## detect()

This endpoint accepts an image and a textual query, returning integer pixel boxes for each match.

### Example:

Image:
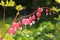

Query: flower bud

[46,9,49,15]
[38,8,43,13]
[36,12,41,20]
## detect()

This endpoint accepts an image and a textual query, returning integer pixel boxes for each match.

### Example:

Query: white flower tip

[46,13,48,15]
[37,18,40,20]
[19,27,22,31]
[32,21,35,24]
[29,23,32,26]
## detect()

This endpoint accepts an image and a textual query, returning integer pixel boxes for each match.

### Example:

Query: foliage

[55,0,60,3]
[0,0,60,40]
[51,7,60,13]
[15,5,25,11]
[54,15,60,21]
[0,20,60,40]
[0,0,15,6]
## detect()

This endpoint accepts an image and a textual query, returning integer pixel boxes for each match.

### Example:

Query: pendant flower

[38,8,43,13]
[46,9,49,15]
[22,18,30,25]
[11,22,20,30]
[31,15,36,21]
[36,12,41,20]
[8,28,16,35]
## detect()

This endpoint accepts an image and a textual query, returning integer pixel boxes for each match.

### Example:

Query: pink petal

[29,16,33,22]
[31,15,36,21]
[22,18,30,25]
[18,21,22,26]
[36,12,41,18]
[46,9,49,15]
[38,8,43,13]
[46,9,49,13]
[8,28,16,35]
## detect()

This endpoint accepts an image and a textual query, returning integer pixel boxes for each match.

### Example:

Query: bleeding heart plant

[0,0,56,40]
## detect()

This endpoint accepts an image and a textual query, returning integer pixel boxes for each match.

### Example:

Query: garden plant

[0,0,60,40]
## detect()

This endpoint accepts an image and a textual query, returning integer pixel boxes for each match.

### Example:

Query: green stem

[2,6,5,36]
[0,11,20,40]
[0,6,6,40]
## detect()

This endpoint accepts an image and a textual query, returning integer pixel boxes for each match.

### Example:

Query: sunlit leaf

[15,5,24,11]
[0,0,5,6]
[9,1,15,6]
[55,0,60,3]
[17,37,22,40]
[4,34,15,40]
[44,33,54,38]
[5,0,9,6]
[51,7,60,12]
[0,0,15,6]
[54,15,60,21]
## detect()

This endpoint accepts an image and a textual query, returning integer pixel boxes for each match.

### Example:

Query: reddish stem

[13,12,20,22]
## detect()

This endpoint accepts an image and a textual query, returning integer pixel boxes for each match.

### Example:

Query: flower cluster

[8,21,21,35]
[8,7,49,35]
[36,8,43,20]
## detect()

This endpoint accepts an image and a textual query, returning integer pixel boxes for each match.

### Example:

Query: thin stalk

[16,10,37,21]
[13,11,19,22]
[0,6,6,40]
[0,11,20,40]
[2,6,5,37]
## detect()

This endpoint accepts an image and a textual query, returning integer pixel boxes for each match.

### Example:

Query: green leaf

[9,1,15,6]
[44,33,54,38]
[54,15,60,21]
[23,37,29,40]
[55,0,60,3]
[17,37,22,40]
[30,37,34,40]
[15,5,24,11]
[5,0,9,6]
[4,34,15,40]
[0,0,5,6]
[52,7,60,12]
